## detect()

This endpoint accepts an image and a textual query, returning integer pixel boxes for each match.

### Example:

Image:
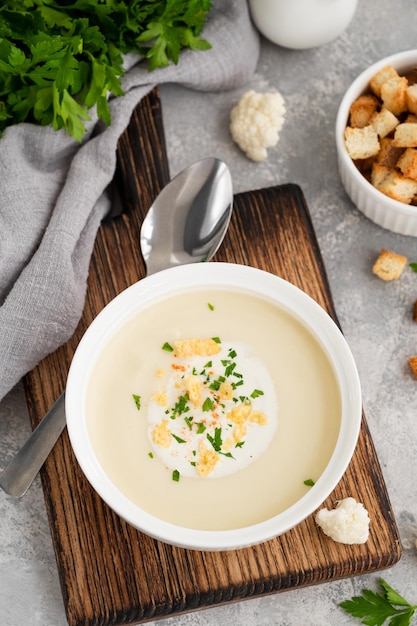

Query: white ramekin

[336,49,417,236]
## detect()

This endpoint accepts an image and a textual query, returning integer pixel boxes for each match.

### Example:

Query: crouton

[380,76,408,115]
[406,83,417,115]
[349,94,379,128]
[392,123,417,148]
[397,148,417,181]
[371,162,417,203]
[408,356,417,379]
[369,65,400,97]
[344,125,380,160]
[372,248,408,281]
[376,138,404,167]
[369,107,399,138]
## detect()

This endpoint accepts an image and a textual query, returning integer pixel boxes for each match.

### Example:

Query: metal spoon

[0,157,233,497]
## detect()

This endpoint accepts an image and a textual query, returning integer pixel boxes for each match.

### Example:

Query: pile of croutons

[344,65,417,205]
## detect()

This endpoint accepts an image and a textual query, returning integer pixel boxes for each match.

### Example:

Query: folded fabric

[0,1,260,403]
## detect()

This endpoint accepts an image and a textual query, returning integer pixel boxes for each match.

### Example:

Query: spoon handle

[0,392,66,497]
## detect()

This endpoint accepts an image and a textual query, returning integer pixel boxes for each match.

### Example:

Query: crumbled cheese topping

[146,339,278,479]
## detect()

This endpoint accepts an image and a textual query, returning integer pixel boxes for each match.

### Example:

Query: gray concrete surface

[1,1,416,624]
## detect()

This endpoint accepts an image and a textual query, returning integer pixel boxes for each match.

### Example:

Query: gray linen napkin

[0,1,260,402]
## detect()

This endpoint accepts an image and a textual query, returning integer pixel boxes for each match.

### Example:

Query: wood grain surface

[23,88,402,626]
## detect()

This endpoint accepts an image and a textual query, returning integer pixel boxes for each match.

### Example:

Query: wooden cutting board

[24,88,402,626]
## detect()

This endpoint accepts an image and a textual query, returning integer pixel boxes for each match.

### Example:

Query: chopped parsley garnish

[202,397,215,412]
[223,360,237,377]
[409,262,417,272]
[148,337,270,478]
[304,478,315,487]
[132,394,141,410]
[206,427,223,452]
[148,451,154,459]
[208,302,214,310]
[250,389,264,399]
[170,393,190,419]
[172,434,186,444]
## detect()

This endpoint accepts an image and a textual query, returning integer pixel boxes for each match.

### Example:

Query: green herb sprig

[340,578,417,625]
[0,0,212,140]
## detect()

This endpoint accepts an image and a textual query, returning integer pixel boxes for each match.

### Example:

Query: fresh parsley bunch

[340,578,417,625]
[0,0,212,141]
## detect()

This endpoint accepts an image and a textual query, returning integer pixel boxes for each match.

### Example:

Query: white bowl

[336,49,417,236]
[66,263,362,551]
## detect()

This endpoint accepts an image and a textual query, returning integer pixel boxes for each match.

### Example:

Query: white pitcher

[248,0,358,49]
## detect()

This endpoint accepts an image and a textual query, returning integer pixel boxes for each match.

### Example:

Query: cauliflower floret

[230,89,286,161]
[315,497,370,545]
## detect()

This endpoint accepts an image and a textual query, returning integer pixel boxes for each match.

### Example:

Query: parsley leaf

[340,578,417,625]
[206,427,222,452]
[132,394,141,410]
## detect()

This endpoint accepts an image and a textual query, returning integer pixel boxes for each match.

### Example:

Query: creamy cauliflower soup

[86,289,341,531]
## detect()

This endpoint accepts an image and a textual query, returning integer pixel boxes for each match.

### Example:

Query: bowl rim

[335,48,417,218]
[66,262,362,551]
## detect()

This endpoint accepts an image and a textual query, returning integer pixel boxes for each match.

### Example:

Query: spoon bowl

[140,158,233,274]
[0,158,233,497]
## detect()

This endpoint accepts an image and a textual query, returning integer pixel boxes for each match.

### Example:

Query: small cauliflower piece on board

[315,497,370,544]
